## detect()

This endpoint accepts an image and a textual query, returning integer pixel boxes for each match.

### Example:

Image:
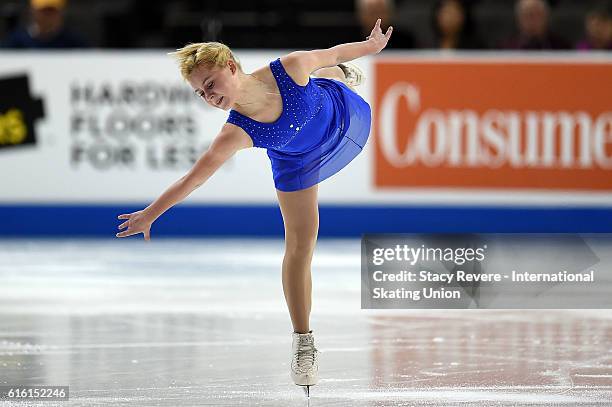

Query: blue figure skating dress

[225,58,371,192]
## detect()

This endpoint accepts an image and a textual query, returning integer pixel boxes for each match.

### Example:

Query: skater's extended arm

[116,124,251,240]
[287,18,392,77]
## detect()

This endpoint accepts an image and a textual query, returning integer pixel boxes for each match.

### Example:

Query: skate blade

[300,384,310,398]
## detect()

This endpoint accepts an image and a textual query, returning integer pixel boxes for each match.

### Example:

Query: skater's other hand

[116,210,153,240]
[367,18,393,54]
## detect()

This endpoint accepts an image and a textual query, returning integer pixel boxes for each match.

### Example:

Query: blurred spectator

[1,0,89,49]
[501,0,570,50]
[429,0,486,49]
[576,1,612,50]
[355,0,416,48]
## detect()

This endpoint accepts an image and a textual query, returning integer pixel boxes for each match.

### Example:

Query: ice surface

[0,239,610,406]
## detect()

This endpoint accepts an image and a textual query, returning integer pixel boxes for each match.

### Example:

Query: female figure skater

[116,19,392,395]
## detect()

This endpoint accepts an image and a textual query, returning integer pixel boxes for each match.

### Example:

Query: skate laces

[293,335,318,374]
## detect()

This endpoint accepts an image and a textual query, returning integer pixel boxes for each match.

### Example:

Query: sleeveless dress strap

[270,58,309,93]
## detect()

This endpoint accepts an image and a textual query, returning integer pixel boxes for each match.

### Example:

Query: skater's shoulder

[214,122,254,151]
[273,53,311,87]
[248,55,310,88]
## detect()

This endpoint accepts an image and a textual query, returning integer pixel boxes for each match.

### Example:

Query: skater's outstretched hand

[367,18,393,54]
[116,210,154,240]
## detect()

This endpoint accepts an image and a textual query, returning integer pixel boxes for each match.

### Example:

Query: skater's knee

[285,235,317,258]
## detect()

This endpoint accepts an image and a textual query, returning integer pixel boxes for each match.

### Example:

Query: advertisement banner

[1,52,611,206]
[0,52,276,203]
[374,56,612,191]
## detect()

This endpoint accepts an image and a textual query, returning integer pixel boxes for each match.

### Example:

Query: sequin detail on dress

[226,57,371,191]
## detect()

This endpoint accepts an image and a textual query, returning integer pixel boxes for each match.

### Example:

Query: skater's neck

[231,71,278,114]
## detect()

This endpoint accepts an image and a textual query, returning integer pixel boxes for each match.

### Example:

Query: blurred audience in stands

[1,0,89,49]
[1,0,609,51]
[576,1,612,50]
[501,0,570,50]
[428,0,486,49]
[354,0,416,48]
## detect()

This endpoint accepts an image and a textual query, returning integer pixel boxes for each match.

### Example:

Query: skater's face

[188,60,238,111]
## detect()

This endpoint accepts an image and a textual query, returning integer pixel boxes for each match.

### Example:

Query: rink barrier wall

[0,204,610,237]
[1,52,612,237]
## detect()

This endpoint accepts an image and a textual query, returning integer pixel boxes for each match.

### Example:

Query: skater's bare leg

[312,66,355,92]
[276,184,319,334]
[312,66,345,81]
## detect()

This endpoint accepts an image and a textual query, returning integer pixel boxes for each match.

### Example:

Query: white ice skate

[337,62,365,87]
[291,330,319,397]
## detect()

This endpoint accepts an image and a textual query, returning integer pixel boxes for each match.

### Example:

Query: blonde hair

[168,42,242,81]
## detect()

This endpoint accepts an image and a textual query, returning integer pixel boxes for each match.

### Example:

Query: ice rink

[0,239,611,406]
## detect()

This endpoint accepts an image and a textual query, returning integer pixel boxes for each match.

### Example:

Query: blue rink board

[1,204,611,237]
